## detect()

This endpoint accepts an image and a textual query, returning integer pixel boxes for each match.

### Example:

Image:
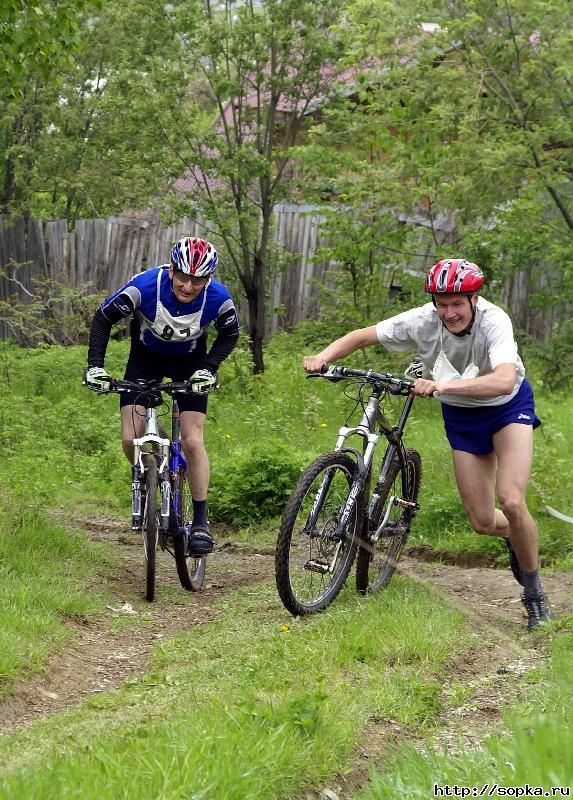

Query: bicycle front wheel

[142,453,159,602]
[355,448,422,594]
[275,452,362,616]
[171,467,206,592]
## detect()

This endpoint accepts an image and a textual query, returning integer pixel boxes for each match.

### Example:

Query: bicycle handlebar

[109,378,196,396]
[306,364,414,396]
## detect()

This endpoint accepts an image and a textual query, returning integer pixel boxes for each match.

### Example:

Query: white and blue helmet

[170,237,218,277]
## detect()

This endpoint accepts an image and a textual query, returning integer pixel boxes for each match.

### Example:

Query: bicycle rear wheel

[172,467,206,592]
[142,453,159,602]
[275,452,362,616]
[355,448,422,594]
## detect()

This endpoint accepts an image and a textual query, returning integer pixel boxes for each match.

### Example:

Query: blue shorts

[441,379,541,455]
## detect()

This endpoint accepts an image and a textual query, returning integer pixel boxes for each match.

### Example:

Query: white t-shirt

[375,298,525,407]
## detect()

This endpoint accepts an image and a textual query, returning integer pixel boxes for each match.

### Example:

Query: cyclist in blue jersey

[84,236,240,555]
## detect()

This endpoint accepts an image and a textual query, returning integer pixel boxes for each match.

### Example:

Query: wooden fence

[0,206,342,341]
[0,207,556,343]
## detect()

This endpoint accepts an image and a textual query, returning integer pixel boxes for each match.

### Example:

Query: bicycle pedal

[304,560,331,575]
[394,498,419,510]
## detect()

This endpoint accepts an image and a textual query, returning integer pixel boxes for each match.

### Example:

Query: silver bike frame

[132,407,172,530]
[326,391,407,546]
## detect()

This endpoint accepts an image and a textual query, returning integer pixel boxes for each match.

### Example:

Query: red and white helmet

[170,237,218,277]
[424,258,484,294]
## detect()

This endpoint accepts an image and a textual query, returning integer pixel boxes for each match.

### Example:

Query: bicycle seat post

[171,398,181,445]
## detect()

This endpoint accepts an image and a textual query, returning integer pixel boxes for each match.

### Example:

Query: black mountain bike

[275,363,423,616]
[110,379,206,601]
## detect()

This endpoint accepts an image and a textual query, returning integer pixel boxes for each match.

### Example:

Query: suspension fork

[132,408,171,531]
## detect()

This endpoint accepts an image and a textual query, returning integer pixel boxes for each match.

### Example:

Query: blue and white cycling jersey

[101,266,238,356]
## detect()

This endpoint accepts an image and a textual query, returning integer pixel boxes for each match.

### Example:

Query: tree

[1,0,185,220]
[161,0,349,373]
[297,0,573,335]
[0,0,97,213]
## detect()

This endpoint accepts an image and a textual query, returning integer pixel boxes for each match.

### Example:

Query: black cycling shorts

[120,340,208,414]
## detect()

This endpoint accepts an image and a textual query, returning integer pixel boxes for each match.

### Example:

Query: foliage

[296,0,573,336]
[162,0,351,373]
[0,0,184,219]
[210,441,307,524]
[0,263,104,347]
[0,0,101,214]
[2,329,572,567]
[0,1,95,97]
[525,319,573,392]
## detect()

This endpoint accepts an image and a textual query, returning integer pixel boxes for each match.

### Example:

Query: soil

[1,514,571,795]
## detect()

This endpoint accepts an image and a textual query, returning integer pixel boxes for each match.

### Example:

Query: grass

[0,578,470,798]
[1,335,572,693]
[0,498,115,700]
[2,336,571,569]
[356,623,573,798]
[0,336,572,797]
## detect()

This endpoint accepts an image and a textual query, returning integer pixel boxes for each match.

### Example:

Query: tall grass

[3,336,571,568]
[0,337,572,797]
[0,497,114,699]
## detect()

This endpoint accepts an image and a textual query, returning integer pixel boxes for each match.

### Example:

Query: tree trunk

[244,278,265,374]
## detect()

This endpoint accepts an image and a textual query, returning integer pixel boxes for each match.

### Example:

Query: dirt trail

[0,514,276,735]
[0,516,571,741]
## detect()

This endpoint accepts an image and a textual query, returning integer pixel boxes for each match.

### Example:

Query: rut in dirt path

[0,514,276,735]
[303,556,573,800]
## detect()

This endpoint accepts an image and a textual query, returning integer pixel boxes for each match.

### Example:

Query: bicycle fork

[303,427,376,576]
[131,409,171,531]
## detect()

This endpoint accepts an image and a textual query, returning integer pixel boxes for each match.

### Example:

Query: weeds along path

[0,514,276,735]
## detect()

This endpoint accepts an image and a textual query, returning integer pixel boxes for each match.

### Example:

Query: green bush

[209,441,306,524]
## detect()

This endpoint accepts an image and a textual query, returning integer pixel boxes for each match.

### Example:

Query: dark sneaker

[505,537,523,585]
[185,524,215,556]
[521,591,555,629]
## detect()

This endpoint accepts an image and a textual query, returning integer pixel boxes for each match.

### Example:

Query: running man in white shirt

[303,258,554,629]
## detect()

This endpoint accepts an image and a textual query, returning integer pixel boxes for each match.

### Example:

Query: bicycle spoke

[276,452,361,615]
[171,466,206,591]
[142,453,159,602]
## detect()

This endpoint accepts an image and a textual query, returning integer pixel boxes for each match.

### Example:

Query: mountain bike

[275,363,423,616]
[110,379,207,602]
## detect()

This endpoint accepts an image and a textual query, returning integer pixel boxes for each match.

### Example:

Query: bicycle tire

[355,448,422,594]
[275,451,362,616]
[142,453,159,602]
[171,467,206,592]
